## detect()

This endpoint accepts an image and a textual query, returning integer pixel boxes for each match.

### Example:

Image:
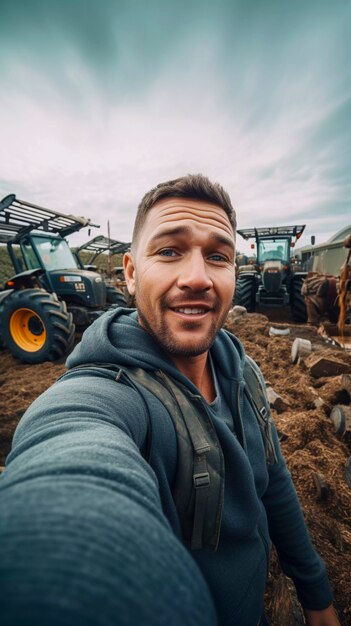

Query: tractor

[0,194,127,363]
[74,235,130,307]
[234,225,307,322]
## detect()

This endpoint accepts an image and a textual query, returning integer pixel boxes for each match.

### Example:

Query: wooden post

[341,374,351,395]
[330,405,351,444]
[107,220,112,279]
[291,338,312,364]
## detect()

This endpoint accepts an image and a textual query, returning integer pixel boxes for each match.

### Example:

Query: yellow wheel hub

[10,308,46,352]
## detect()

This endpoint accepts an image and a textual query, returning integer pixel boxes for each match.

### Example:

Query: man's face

[124,197,236,359]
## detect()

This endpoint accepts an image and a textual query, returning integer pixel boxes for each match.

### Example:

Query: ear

[123,252,136,296]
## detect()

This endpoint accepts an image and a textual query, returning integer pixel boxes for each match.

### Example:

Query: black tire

[0,288,75,364]
[291,276,307,323]
[106,286,127,307]
[233,274,256,312]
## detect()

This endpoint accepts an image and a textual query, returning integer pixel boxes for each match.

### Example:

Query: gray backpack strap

[243,358,278,464]
[157,371,224,552]
[64,359,275,550]
[120,366,224,552]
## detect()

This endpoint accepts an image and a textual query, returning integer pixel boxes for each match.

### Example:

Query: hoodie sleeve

[0,370,217,626]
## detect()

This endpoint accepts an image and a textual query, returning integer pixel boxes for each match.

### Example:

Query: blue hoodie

[0,308,332,626]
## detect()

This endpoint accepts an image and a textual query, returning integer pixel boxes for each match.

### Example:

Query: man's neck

[169,352,215,403]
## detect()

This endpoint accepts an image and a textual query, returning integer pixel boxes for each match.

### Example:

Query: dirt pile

[0,312,350,624]
[225,310,351,625]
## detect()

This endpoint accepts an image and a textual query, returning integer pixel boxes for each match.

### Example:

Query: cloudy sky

[0,0,350,253]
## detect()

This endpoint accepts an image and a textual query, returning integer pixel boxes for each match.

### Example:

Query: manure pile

[225,311,351,625]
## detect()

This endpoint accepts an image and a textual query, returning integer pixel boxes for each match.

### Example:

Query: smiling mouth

[172,307,209,315]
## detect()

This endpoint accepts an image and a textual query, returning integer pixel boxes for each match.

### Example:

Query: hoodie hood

[66,307,246,387]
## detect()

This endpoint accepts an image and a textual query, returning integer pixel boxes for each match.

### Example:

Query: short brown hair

[132,174,236,249]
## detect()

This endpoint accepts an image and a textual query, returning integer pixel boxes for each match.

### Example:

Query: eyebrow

[148,226,235,252]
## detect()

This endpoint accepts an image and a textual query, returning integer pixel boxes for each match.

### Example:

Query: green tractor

[0,194,127,363]
[234,225,307,322]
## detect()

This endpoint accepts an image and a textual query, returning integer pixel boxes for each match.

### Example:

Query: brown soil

[0,313,350,624]
[224,311,351,625]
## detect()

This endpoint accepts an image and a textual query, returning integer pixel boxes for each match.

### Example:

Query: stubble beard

[136,292,232,358]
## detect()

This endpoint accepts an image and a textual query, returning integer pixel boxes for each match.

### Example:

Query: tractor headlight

[59,275,82,282]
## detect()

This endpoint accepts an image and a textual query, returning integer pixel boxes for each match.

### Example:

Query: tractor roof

[76,235,131,262]
[237,225,305,241]
[77,235,130,255]
[0,193,97,244]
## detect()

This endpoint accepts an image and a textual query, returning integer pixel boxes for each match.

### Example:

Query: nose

[176,251,213,291]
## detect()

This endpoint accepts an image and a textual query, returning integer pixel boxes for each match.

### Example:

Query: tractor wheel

[291,276,307,323]
[106,286,127,307]
[233,274,256,312]
[0,288,75,364]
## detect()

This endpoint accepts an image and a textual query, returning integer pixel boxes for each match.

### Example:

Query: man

[0,175,340,626]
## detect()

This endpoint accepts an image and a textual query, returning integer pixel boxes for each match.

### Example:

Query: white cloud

[0,2,350,253]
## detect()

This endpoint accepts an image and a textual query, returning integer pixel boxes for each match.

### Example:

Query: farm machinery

[0,194,129,363]
[74,235,130,307]
[234,225,307,322]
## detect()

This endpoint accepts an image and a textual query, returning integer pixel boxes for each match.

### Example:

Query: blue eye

[209,254,226,262]
[159,249,176,257]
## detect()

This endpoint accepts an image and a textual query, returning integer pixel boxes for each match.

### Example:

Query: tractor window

[32,237,78,271]
[258,239,289,262]
[21,239,41,270]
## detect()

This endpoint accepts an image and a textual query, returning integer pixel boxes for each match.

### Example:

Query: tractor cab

[239,225,305,265]
[14,232,108,316]
[234,225,307,321]
[19,233,78,272]
[257,238,290,263]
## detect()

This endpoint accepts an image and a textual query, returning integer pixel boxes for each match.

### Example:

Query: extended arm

[0,371,216,626]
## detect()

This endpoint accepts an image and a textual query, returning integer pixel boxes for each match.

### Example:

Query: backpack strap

[243,358,278,464]
[117,366,224,552]
[63,358,276,552]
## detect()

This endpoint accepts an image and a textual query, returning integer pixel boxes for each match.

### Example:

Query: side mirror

[311,235,315,245]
